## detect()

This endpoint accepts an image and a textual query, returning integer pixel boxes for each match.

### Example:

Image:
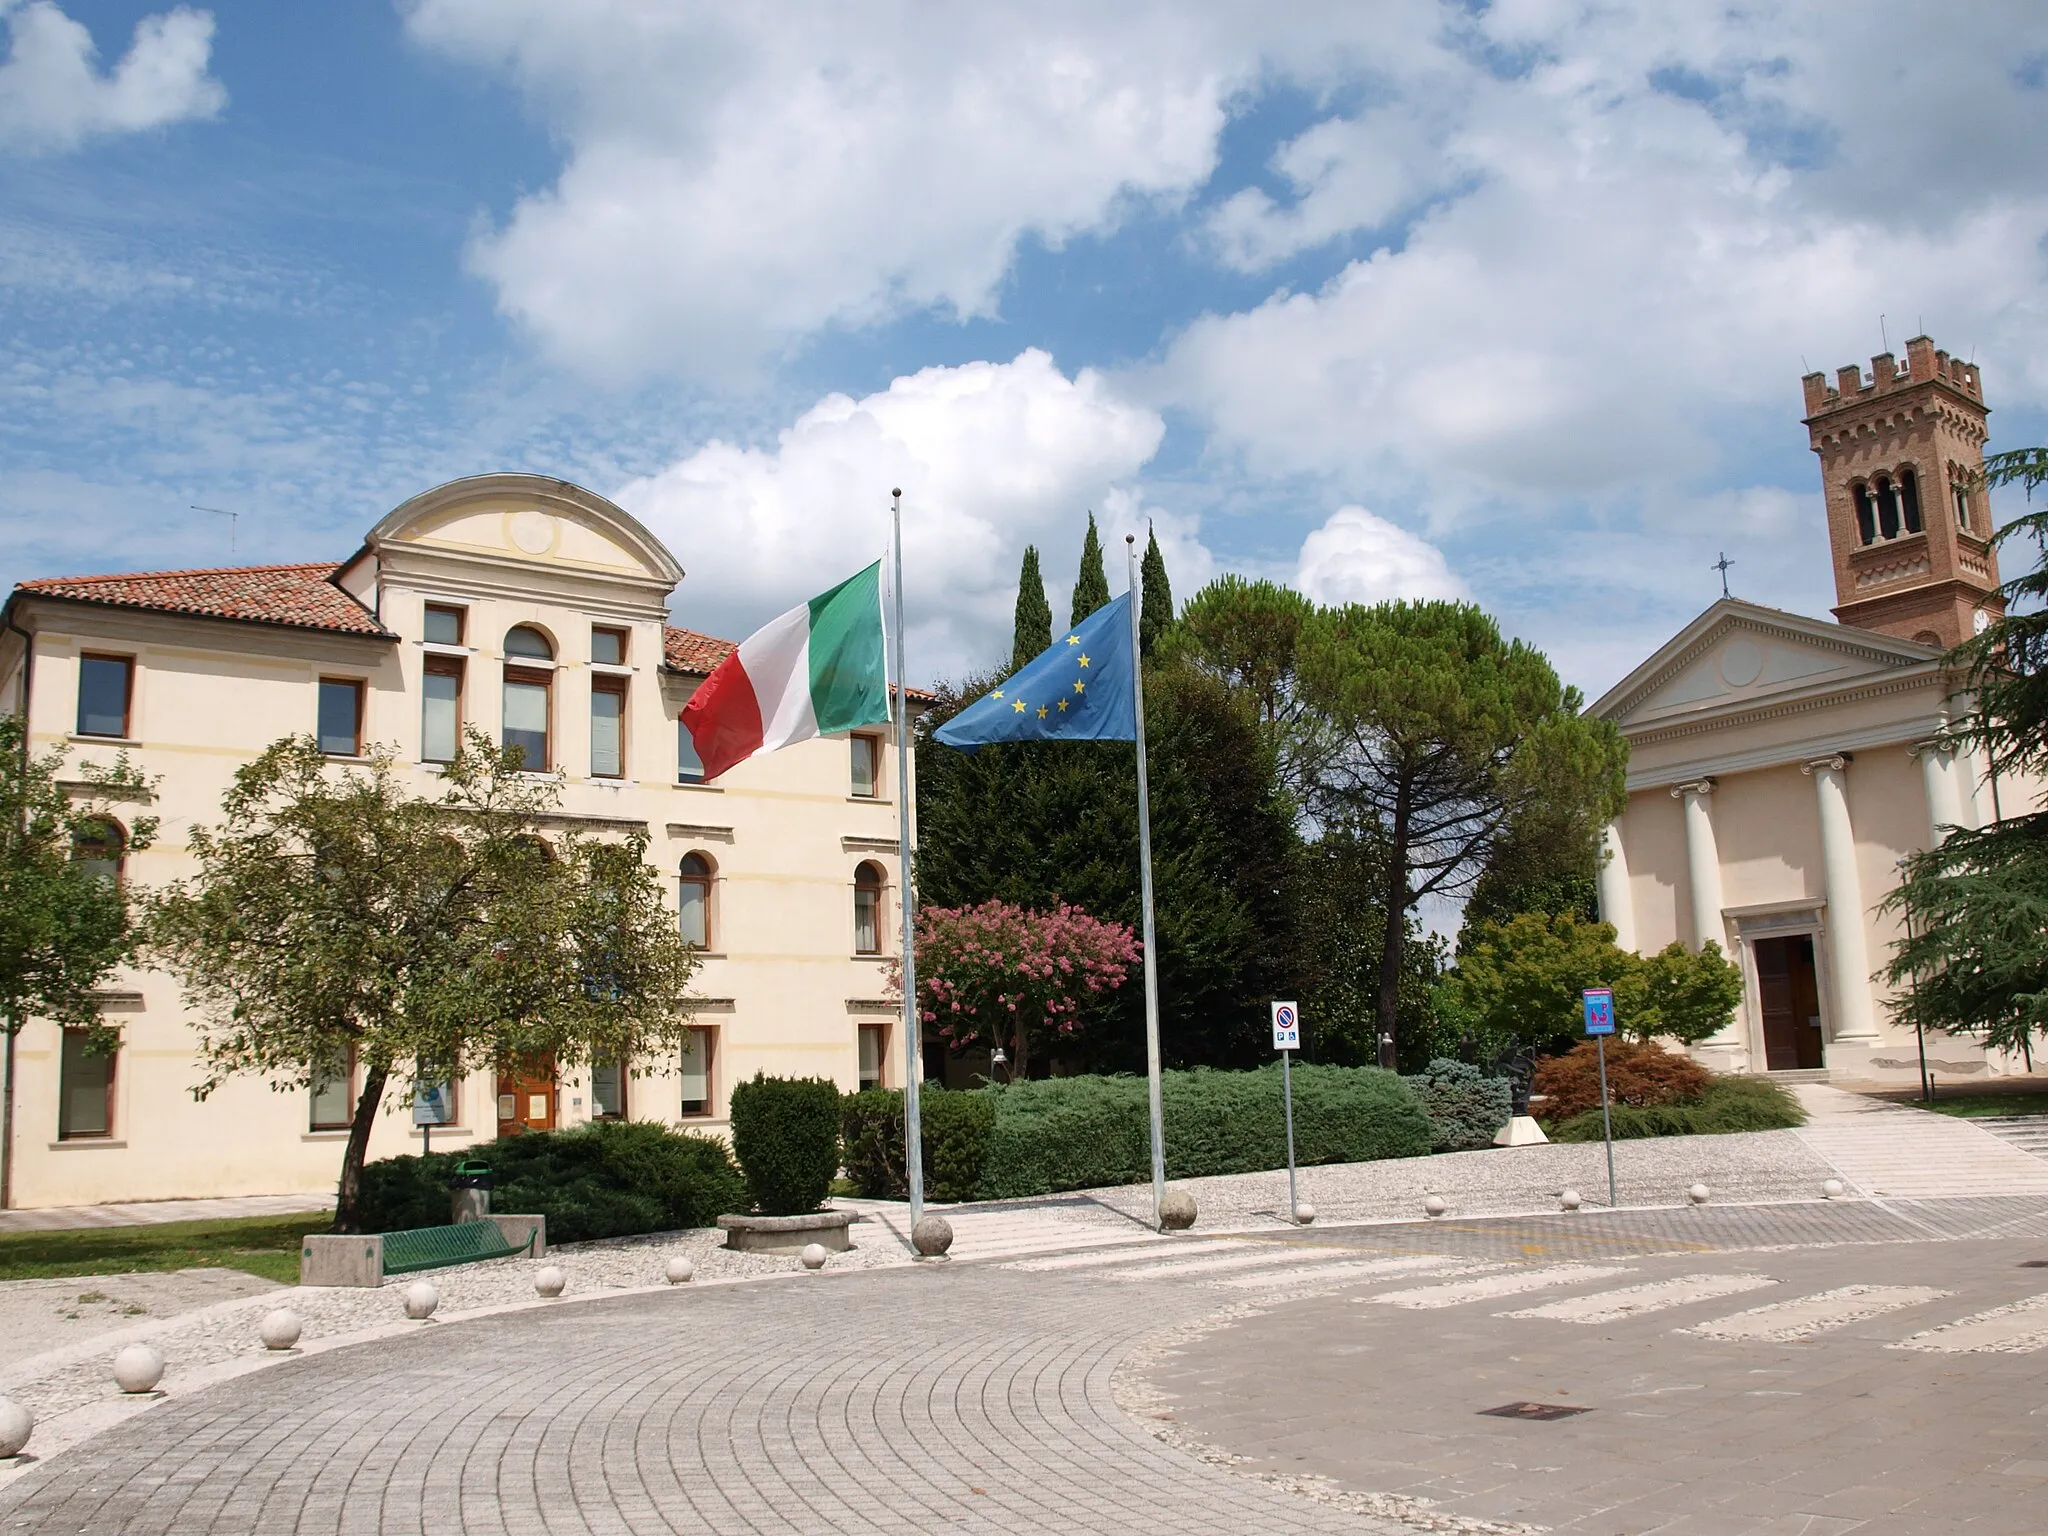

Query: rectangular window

[678,718,705,785]
[591,1056,626,1120]
[76,654,133,738]
[591,626,628,666]
[317,677,364,757]
[850,734,880,798]
[423,604,465,646]
[680,1027,714,1116]
[591,677,626,778]
[310,1049,356,1131]
[423,658,463,763]
[58,1029,115,1139]
[504,669,551,771]
[858,1024,885,1091]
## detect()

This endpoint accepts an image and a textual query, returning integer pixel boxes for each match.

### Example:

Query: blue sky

[4,1,2047,692]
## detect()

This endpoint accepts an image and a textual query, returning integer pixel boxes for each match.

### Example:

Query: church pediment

[1591,599,1941,730]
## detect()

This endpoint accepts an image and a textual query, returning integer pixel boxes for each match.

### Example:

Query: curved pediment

[366,474,684,588]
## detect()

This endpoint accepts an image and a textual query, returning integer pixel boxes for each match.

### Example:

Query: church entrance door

[1755,935,1825,1071]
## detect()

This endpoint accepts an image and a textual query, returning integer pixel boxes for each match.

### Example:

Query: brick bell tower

[1802,335,2003,649]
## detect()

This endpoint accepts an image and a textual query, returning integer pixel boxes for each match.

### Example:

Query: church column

[1954,742,1987,830]
[1595,821,1636,951]
[1670,780,1724,954]
[1803,755,1879,1041]
[1911,738,1963,846]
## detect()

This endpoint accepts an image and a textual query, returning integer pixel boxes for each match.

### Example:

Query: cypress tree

[1010,545,1053,675]
[1069,512,1111,627]
[1138,524,1173,655]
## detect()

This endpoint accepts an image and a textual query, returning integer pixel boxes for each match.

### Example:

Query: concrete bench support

[301,1234,383,1288]
[490,1213,547,1259]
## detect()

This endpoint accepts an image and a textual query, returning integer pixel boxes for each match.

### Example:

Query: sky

[3,0,2047,697]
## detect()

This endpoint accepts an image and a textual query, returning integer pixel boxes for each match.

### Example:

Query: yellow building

[0,474,912,1210]
[1591,338,2037,1084]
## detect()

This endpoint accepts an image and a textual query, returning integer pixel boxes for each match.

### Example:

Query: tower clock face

[1976,609,1992,635]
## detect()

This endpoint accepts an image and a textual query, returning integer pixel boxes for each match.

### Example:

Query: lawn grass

[1906,1091,2048,1120]
[0,1212,332,1284]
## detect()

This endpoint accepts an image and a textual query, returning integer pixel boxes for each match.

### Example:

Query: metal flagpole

[1125,536,1166,1230]
[891,490,926,1226]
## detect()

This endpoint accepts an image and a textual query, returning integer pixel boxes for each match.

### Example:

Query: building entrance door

[1755,935,1825,1070]
[496,1056,557,1136]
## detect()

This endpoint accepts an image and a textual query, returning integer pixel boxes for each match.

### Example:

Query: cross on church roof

[1713,552,1734,600]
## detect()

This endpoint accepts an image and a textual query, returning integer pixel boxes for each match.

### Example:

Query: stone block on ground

[300,1234,383,1288]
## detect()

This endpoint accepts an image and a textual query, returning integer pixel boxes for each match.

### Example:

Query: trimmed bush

[840,1088,1000,1203]
[1548,1075,1807,1141]
[1533,1040,1712,1122]
[729,1073,841,1214]
[1404,1059,1511,1152]
[355,1121,746,1243]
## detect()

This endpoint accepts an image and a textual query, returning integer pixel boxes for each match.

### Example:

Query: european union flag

[934,591,1136,751]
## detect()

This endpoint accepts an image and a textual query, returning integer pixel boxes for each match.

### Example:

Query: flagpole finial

[891,487,901,498]
[1125,533,1135,545]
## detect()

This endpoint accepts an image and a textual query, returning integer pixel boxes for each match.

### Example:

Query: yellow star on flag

[1013,698,1027,712]
[1077,654,1090,668]
[1065,635,1080,645]
[1057,699,1068,711]
[992,689,1003,699]
[1037,705,1049,719]
[1073,680,1085,694]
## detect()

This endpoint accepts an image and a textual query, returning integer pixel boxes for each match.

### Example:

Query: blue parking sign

[1582,988,1615,1036]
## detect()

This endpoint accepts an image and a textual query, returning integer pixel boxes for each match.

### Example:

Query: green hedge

[1548,1075,1807,1142]
[354,1120,746,1243]
[729,1074,841,1214]
[840,1088,997,1202]
[1403,1059,1511,1152]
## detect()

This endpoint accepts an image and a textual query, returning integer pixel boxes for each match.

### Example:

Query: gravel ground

[0,1217,913,1421]
[0,1270,281,1373]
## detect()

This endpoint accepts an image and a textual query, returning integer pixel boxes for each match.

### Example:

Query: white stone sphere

[665,1255,695,1285]
[1560,1189,1582,1212]
[1293,1202,1316,1226]
[1687,1183,1711,1205]
[799,1243,829,1271]
[1822,1178,1845,1200]
[259,1308,303,1350]
[911,1214,955,1258]
[402,1282,438,1321]
[113,1343,164,1394]
[534,1266,567,1298]
[0,1397,31,1459]
[1423,1195,1448,1218]
[1159,1188,1198,1231]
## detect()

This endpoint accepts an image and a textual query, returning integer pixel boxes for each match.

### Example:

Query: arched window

[503,628,554,770]
[71,821,124,885]
[504,625,554,660]
[1853,482,1877,546]
[1955,480,1973,531]
[679,852,713,949]
[1873,474,1900,541]
[1899,466,1922,534]
[853,862,886,955]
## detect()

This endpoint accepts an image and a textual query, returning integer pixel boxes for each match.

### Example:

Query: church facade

[1591,337,2034,1083]
[0,474,912,1210]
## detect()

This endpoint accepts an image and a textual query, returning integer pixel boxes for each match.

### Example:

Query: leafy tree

[891,900,1141,1079]
[1464,818,1601,926]
[144,732,700,1232]
[1884,446,2048,1055]
[0,715,157,1208]
[1010,544,1053,674]
[1168,575,1316,731]
[1138,524,1174,656]
[1290,826,1446,1068]
[1296,601,1627,1066]
[1070,511,1111,626]
[1437,912,1742,1057]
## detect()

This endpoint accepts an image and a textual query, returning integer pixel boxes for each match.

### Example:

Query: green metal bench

[380,1219,534,1276]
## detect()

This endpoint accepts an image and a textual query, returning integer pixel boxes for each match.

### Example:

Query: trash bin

[450,1159,494,1224]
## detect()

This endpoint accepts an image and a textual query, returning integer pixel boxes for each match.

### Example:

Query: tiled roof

[663,625,737,674]
[15,562,392,637]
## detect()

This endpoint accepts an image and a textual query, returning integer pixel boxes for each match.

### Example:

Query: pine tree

[1010,545,1053,674]
[1138,524,1173,655]
[1069,512,1111,627]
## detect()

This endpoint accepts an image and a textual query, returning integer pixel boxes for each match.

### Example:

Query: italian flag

[681,561,890,783]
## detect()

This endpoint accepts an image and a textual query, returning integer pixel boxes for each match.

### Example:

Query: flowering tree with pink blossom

[887,900,1141,1080]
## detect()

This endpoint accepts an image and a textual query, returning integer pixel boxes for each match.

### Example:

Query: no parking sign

[1271,1001,1300,1051]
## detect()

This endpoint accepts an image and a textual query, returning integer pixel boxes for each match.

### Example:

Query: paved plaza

[6,1196,2048,1534]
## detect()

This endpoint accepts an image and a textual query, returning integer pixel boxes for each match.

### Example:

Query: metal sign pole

[1597,1035,1616,1209]
[1282,1049,1298,1221]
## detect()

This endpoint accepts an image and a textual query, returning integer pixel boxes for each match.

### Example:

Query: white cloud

[0,0,225,155]
[1295,506,1466,608]
[611,349,1187,677]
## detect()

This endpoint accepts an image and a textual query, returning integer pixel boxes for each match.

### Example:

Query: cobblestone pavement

[7,1199,2048,1535]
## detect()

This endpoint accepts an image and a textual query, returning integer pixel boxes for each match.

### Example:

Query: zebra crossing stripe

[1894,1293,2048,1354]
[1371,1264,1633,1310]
[1103,1246,1357,1281]
[1503,1272,1778,1324]
[1686,1285,1951,1342]
[1217,1257,1496,1291]
[1006,1240,1244,1272]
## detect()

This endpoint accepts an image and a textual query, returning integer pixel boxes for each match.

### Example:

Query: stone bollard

[1293,1202,1317,1226]
[911,1214,954,1260]
[402,1282,439,1321]
[0,1398,31,1460]
[534,1266,567,1299]
[1159,1189,1198,1231]
[1423,1195,1447,1218]
[259,1309,303,1350]
[665,1256,695,1285]
[1559,1189,1582,1212]
[799,1243,829,1271]
[113,1344,164,1395]
[1822,1178,1845,1200]
[1687,1183,1710,1206]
